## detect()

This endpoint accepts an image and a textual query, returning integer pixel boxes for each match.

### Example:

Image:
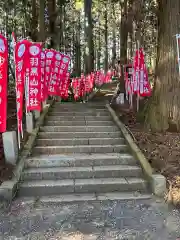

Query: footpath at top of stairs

[17,101,151,201]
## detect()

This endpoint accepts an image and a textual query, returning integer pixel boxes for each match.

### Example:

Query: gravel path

[0,197,180,239]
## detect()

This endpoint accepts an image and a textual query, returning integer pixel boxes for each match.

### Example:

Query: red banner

[59,54,70,82]
[85,74,91,93]
[79,74,85,97]
[0,34,8,133]
[48,51,62,96]
[59,72,70,99]
[45,49,55,95]
[95,71,100,86]
[40,51,46,101]
[26,43,42,111]
[15,40,29,134]
[72,77,80,100]
[139,49,151,97]
[104,71,112,83]
[132,50,140,94]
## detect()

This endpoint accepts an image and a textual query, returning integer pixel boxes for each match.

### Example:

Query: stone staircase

[18,102,151,201]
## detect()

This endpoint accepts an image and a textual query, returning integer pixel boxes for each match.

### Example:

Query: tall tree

[120,0,128,64]
[39,0,46,42]
[74,9,81,75]
[104,0,108,72]
[146,0,180,132]
[48,0,57,48]
[112,2,116,68]
[31,0,38,41]
[84,0,94,74]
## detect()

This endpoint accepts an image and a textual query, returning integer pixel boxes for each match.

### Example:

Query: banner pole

[137,40,140,112]
[12,34,21,148]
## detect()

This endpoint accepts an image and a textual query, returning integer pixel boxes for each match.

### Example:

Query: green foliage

[0,0,157,79]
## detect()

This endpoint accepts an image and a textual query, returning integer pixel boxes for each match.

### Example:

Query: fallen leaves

[114,104,180,206]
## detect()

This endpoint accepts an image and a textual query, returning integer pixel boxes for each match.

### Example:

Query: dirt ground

[112,102,180,206]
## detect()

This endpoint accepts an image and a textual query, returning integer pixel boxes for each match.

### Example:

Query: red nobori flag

[132,50,140,94]
[48,51,62,96]
[45,49,55,93]
[72,77,80,100]
[40,51,46,101]
[139,49,151,97]
[59,72,70,99]
[104,71,112,83]
[63,73,70,99]
[59,54,70,82]
[0,34,8,133]
[26,43,42,112]
[15,40,29,134]
[85,74,91,93]
[79,74,85,97]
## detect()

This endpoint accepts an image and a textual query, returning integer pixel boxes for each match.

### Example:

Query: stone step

[54,103,105,107]
[48,111,110,116]
[19,192,151,204]
[51,108,107,112]
[40,126,118,132]
[33,144,128,154]
[38,131,122,139]
[45,120,115,126]
[46,116,112,121]
[50,108,107,112]
[18,178,148,197]
[25,153,137,168]
[36,137,125,146]
[22,165,143,181]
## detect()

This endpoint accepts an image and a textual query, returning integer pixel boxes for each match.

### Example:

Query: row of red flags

[15,40,70,136]
[71,70,112,100]
[0,33,113,134]
[0,33,151,135]
[125,48,151,97]
[0,34,71,134]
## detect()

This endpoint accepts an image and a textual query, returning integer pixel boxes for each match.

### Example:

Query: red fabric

[26,42,42,112]
[0,34,8,133]
[15,39,29,134]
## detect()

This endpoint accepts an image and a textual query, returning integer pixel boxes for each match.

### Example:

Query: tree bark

[119,0,128,93]
[97,18,101,70]
[146,0,180,132]
[47,0,57,48]
[31,0,38,41]
[74,10,81,76]
[112,3,116,68]
[104,1,108,72]
[39,0,46,42]
[84,0,94,74]
[120,0,128,64]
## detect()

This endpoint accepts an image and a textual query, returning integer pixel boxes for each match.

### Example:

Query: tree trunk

[120,0,128,64]
[74,10,81,76]
[39,0,46,42]
[31,0,38,41]
[112,3,116,68]
[119,0,128,94]
[104,1,108,72]
[22,0,28,37]
[48,0,57,48]
[59,2,64,51]
[146,0,180,132]
[84,0,94,74]
[97,18,101,70]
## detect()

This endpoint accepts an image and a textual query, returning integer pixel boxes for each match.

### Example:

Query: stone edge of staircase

[0,100,54,205]
[106,103,167,197]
